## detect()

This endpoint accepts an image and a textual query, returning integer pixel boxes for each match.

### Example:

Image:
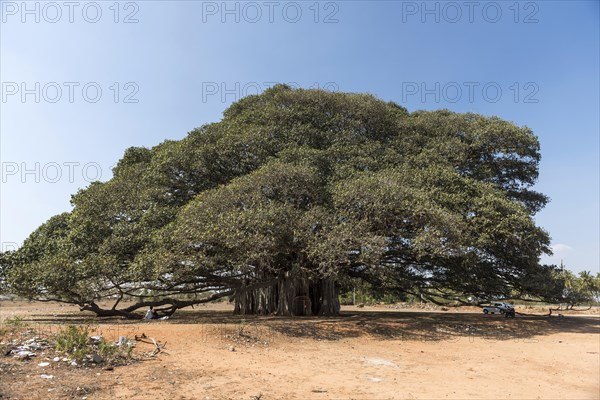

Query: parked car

[483,302,515,316]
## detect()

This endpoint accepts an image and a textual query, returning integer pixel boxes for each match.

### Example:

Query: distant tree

[2,85,558,317]
[555,269,600,308]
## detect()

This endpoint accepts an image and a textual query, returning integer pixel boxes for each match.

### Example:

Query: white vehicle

[482,302,514,315]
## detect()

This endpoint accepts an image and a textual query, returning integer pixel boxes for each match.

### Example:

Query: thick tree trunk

[233,274,339,316]
[315,278,340,315]
[233,277,279,315]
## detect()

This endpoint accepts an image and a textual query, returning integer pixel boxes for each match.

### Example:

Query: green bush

[54,324,134,363]
[0,316,29,354]
[55,325,91,361]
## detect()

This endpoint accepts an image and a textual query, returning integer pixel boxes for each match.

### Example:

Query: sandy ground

[0,301,598,400]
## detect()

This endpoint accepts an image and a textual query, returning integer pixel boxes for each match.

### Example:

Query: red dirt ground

[1,301,598,400]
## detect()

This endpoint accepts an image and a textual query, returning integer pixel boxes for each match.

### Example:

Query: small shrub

[6,316,24,325]
[54,325,135,365]
[55,325,91,361]
[237,319,247,336]
[97,338,116,357]
[97,337,133,360]
[3,316,27,329]
[0,315,28,337]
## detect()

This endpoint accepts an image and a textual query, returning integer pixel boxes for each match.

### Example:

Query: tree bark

[233,274,340,316]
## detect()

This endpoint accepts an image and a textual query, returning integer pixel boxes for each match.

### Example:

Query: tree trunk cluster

[233,272,340,316]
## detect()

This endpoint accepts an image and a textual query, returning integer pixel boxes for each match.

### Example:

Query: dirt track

[1,301,599,399]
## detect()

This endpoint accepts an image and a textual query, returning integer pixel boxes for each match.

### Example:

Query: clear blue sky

[1,1,598,273]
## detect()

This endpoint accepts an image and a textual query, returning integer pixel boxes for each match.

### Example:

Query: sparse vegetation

[0,316,28,340]
[3,316,27,329]
[54,325,93,361]
[54,324,133,363]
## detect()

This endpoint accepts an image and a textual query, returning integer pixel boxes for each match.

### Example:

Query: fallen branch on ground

[134,333,167,357]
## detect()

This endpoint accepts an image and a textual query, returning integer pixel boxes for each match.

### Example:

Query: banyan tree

[1,85,558,318]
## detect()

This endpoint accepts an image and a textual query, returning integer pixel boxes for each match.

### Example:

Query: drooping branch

[79,289,234,319]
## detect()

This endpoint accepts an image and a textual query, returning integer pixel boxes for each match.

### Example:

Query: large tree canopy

[2,85,566,317]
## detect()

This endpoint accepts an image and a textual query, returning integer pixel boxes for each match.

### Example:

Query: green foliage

[555,269,600,306]
[97,337,133,360]
[3,316,27,328]
[514,265,600,306]
[54,324,133,362]
[0,316,29,338]
[0,316,29,355]
[2,85,561,313]
[55,325,91,361]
